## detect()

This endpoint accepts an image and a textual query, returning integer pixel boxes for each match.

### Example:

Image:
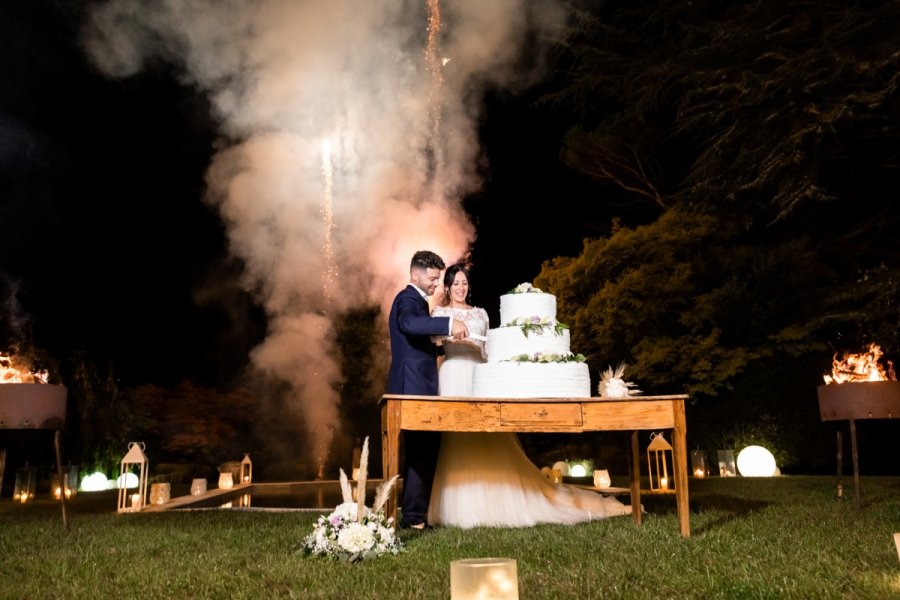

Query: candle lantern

[218,470,234,489]
[450,558,519,600]
[593,469,612,489]
[647,432,674,492]
[13,465,36,503]
[690,449,708,478]
[717,449,737,477]
[117,442,148,513]
[149,482,171,505]
[190,478,207,496]
[240,453,252,484]
[51,464,79,500]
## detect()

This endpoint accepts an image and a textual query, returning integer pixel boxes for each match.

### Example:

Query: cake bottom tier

[472,362,591,398]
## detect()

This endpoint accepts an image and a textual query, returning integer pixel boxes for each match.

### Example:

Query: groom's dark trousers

[387,285,450,527]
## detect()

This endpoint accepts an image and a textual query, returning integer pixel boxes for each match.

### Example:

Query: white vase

[218,472,234,489]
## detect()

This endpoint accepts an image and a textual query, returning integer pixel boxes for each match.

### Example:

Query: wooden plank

[400,400,501,431]
[499,402,583,431]
[582,400,676,430]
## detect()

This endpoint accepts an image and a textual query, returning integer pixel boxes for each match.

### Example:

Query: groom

[388,250,468,529]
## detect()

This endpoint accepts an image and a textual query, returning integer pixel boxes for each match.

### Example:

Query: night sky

[1,1,611,388]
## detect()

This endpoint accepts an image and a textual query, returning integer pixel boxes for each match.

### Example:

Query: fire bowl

[817,381,900,421]
[0,384,67,429]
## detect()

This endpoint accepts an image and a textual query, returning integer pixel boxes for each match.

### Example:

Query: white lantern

[117,442,148,513]
[240,453,252,484]
[647,432,674,492]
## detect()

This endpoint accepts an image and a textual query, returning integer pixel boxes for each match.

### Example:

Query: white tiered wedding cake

[472,283,591,398]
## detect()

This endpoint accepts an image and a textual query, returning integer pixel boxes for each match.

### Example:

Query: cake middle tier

[486,327,571,362]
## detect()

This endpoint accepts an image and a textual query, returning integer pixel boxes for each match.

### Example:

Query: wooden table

[379,393,691,537]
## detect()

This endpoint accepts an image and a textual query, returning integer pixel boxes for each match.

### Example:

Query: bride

[427,264,631,528]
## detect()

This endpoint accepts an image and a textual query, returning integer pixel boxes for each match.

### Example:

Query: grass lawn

[1,476,898,599]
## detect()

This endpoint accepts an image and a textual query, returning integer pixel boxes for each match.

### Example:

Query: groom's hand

[451,319,469,340]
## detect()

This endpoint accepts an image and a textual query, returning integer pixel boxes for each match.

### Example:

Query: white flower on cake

[301,437,402,562]
[509,282,543,294]
[598,362,642,397]
[507,351,586,363]
[503,316,568,338]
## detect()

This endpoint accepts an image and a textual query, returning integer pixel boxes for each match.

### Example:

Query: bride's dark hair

[443,263,472,304]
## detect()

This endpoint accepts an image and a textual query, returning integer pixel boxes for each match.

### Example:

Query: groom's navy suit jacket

[387,285,450,395]
[387,283,450,526]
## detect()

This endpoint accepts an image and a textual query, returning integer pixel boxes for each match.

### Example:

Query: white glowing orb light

[569,464,587,477]
[737,445,778,477]
[116,472,140,489]
[81,472,110,492]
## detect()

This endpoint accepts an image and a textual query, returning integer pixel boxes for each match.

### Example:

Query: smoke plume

[81,0,565,471]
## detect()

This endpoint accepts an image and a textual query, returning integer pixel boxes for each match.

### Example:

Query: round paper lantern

[81,472,109,492]
[115,471,139,489]
[551,461,569,476]
[736,445,777,477]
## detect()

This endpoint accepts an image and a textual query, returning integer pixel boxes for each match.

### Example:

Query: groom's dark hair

[410,250,445,272]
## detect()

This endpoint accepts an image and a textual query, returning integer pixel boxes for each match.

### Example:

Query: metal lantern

[647,432,674,492]
[117,442,148,513]
[240,453,252,484]
[717,449,737,477]
[13,465,36,503]
[52,464,79,500]
[691,449,708,478]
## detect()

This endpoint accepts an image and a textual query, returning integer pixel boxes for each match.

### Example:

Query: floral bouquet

[509,282,543,294]
[301,437,402,562]
[503,316,568,338]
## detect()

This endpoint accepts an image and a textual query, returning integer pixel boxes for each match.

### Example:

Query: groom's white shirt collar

[410,283,452,335]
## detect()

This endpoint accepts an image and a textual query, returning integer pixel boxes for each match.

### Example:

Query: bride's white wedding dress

[427,306,631,528]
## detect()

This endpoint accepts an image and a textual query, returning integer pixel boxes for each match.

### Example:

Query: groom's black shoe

[400,521,433,532]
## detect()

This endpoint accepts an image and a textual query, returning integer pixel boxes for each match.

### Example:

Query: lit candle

[660,476,669,490]
[19,492,29,503]
[54,486,62,500]
[131,493,141,509]
[551,469,562,484]
[694,469,705,478]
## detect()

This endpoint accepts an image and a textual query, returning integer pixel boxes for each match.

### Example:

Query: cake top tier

[499,286,556,325]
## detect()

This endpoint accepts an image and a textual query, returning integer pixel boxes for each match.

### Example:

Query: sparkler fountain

[81,0,563,482]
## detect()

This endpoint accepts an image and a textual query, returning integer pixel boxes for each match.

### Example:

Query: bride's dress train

[427,305,631,528]
[428,431,631,528]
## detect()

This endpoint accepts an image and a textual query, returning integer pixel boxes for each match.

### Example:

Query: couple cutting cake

[387,250,631,529]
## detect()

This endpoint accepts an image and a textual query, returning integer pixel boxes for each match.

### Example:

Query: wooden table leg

[672,400,690,537]
[381,399,401,523]
[849,418,861,505]
[629,430,641,526]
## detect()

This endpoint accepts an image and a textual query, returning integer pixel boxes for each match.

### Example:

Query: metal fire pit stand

[817,382,900,505]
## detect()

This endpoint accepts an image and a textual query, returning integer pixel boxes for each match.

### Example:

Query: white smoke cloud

[81,0,565,471]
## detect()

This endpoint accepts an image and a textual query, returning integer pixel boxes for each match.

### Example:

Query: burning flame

[1,352,49,384]
[824,343,896,384]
